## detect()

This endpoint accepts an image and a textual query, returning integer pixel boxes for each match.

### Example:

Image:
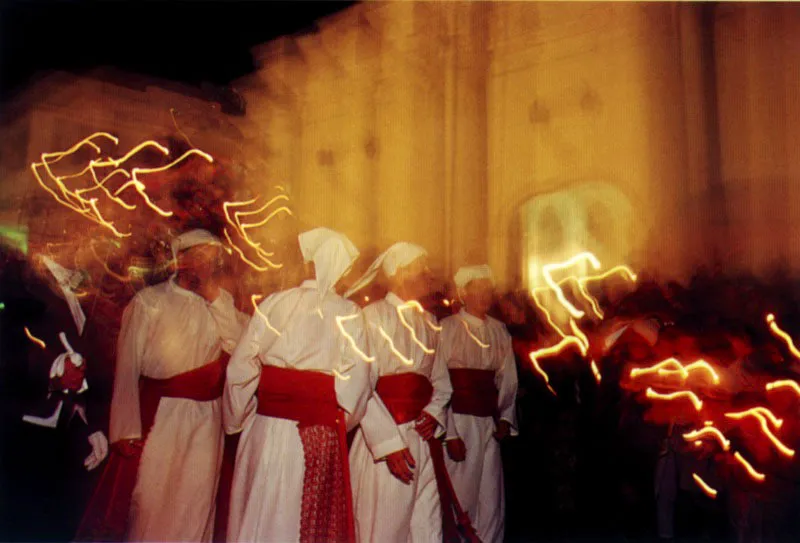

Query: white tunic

[223,280,372,543]
[440,309,518,543]
[109,278,245,542]
[350,292,452,543]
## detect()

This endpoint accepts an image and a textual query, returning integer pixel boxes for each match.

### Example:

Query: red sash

[375,373,433,424]
[256,366,354,543]
[449,368,499,419]
[75,355,230,542]
[376,373,481,543]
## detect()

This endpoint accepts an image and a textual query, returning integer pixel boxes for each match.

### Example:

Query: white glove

[84,431,109,471]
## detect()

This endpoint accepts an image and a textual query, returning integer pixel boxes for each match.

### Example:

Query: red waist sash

[139,356,228,438]
[449,368,498,418]
[375,373,481,542]
[75,355,229,542]
[376,373,433,424]
[256,365,354,543]
[256,365,341,427]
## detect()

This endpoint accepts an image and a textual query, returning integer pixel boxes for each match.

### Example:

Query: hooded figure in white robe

[82,229,246,542]
[224,227,373,543]
[439,265,518,543]
[347,242,453,543]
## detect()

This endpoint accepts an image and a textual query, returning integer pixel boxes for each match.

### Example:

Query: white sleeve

[208,289,247,354]
[424,317,452,437]
[109,296,149,443]
[357,320,407,461]
[222,294,282,434]
[333,308,373,431]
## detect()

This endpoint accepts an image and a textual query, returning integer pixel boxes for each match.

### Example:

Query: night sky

[0,1,355,102]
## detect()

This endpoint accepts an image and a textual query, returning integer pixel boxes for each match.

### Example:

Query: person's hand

[493,420,511,441]
[84,431,109,471]
[446,438,467,462]
[385,448,416,484]
[113,438,144,458]
[414,411,438,441]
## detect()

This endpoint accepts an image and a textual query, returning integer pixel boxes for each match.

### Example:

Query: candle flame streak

[569,319,589,351]
[377,326,414,366]
[682,426,731,451]
[645,387,703,411]
[222,196,292,271]
[541,252,602,319]
[397,302,435,354]
[24,327,47,349]
[733,451,766,482]
[460,319,490,349]
[528,337,587,396]
[425,316,443,332]
[577,265,638,287]
[590,359,602,383]
[725,410,795,458]
[31,133,212,236]
[335,313,375,362]
[766,379,800,397]
[766,313,800,360]
[692,473,718,498]
[223,229,282,272]
[630,358,720,385]
[251,295,281,337]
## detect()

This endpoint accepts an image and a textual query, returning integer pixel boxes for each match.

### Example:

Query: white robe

[223,280,372,543]
[440,309,518,543]
[110,278,246,542]
[350,292,452,543]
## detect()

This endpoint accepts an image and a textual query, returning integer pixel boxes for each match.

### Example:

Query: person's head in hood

[298,227,360,297]
[455,264,495,319]
[345,241,429,302]
[172,229,224,294]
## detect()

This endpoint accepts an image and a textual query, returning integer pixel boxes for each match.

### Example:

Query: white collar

[301,279,318,289]
[459,308,486,327]
[385,291,409,308]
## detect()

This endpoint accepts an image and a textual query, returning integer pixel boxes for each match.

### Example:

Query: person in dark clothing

[0,249,113,542]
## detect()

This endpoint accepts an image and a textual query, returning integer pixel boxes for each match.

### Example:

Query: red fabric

[213,433,240,543]
[255,365,354,543]
[74,355,229,542]
[376,373,481,543]
[50,358,86,392]
[448,369,498,418]
[375,373,433,424]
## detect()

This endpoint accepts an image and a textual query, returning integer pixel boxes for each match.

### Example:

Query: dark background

[0,1,355,103]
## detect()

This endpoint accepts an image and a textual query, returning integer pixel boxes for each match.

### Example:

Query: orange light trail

[397,301,435,354]
[528,337,586,396]
[377,326,414,366]
[766,379,800,397]
[725,410,795,458]
[692,473,718,498]
[725,407,783,430]
[733,451,766,482]
[425,316,443,333]
[460,318,490,349]
[31,133,213,236]
[24,327,46,349]
[336,313,374,362]
[251,294,282,337]
[645,387,703,411]
[541,252,602,319]
[682,426,731,451]
[590,359,601,383]
[630,358,720,385]
[223,196,292,271]
[766,313,800,360]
